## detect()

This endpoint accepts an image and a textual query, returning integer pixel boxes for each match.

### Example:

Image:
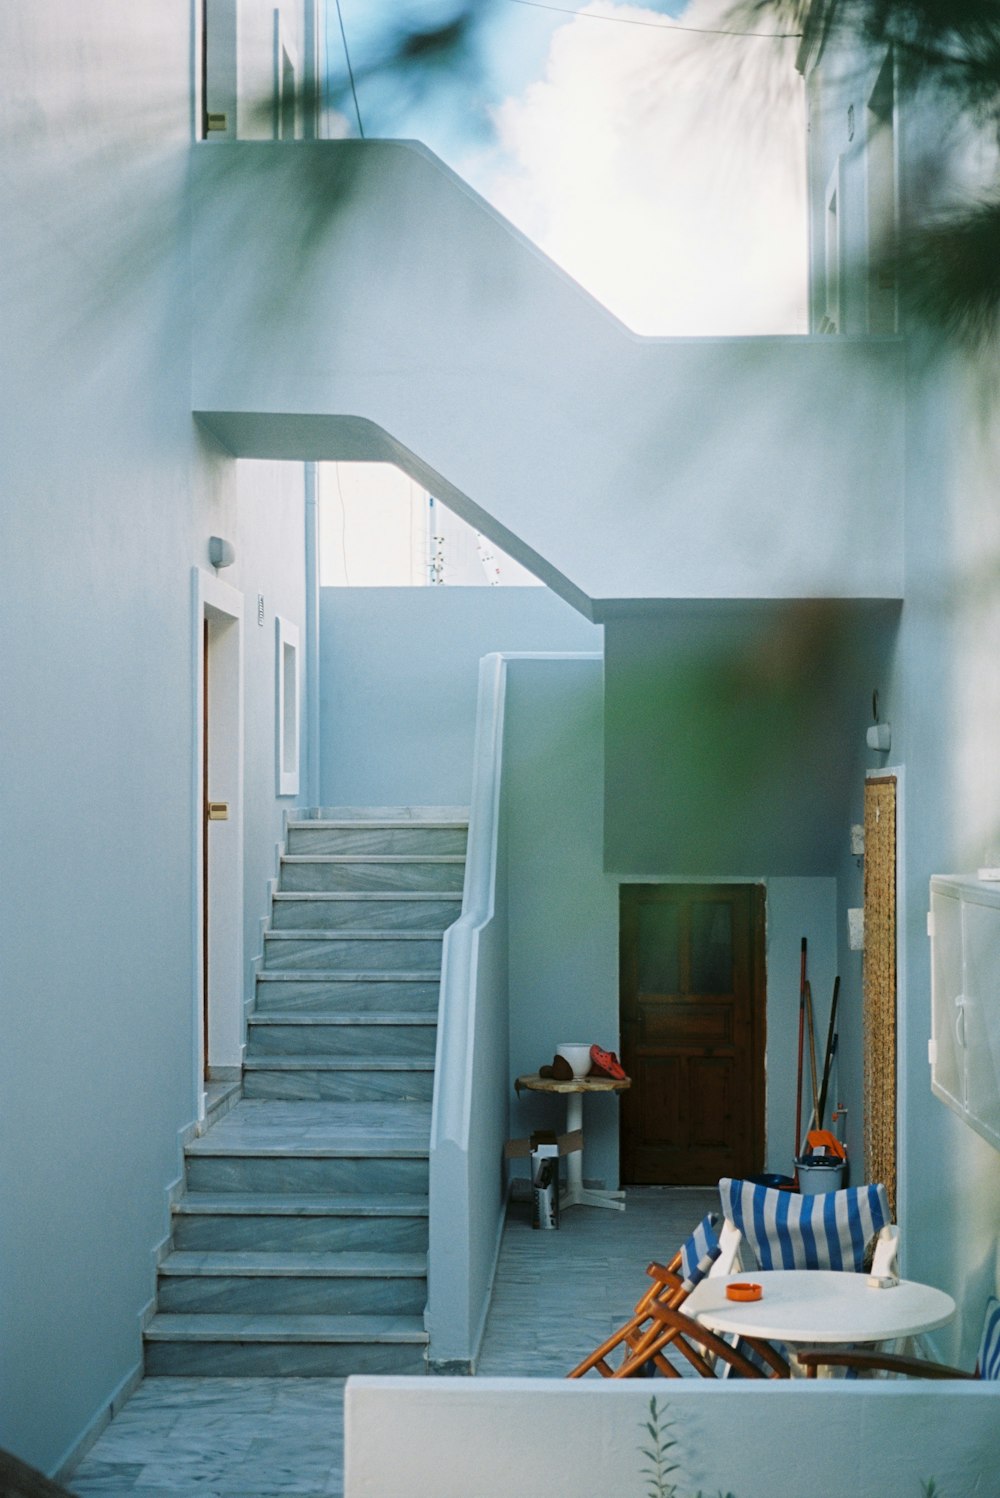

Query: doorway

[194,569,245,1115]
[619,883,766,1185]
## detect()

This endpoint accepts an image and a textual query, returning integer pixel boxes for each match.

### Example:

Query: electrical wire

[504,0,802,39]
[335,0,365,137]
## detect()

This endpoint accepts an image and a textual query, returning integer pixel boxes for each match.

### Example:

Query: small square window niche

[276,616,300,797]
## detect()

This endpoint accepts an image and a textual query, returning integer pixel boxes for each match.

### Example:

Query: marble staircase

[144,807,467,1376]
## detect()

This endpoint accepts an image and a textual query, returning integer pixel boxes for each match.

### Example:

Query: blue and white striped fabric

[678,1213,722,1291]
[976,1297,1000,1380]
[719,1179,891,1272]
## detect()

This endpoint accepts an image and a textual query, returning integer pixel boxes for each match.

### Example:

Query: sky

[327,0,807,335]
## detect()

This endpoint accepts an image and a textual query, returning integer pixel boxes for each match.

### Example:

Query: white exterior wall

[345,1377,1000,1498]
[0,4,309,1472]
[190,141,906,612]
[318,588,601,806]
[803,33,1000,1366]
[317,602,841,1195]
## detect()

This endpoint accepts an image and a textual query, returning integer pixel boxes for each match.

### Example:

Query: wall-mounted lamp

[209,536,236,569]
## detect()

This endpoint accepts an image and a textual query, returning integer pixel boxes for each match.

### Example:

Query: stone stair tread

[160,1250,427,1276]
[295,807,468,821]
[173,1192,429,1216]
[281,854,465,863]
[145,1313,428,1344]
[187,1136,429,1158]
[265,929,443,941]
[249,1011,435,1025]
[244,1055,435,1071]
[289,819,468,830]
[272,891,461,901]
[184,1100,430,1156]
[255,970,441,983]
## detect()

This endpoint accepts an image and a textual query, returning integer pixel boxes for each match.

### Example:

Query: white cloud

[459,0,807,335]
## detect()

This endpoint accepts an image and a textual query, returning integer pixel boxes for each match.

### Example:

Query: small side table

[515,1073,631,1211]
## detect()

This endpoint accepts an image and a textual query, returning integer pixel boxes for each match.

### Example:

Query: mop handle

[816,975,840,1132]
[794,938,806,1184]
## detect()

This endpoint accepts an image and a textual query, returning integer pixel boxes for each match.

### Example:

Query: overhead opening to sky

[327,0,807,336]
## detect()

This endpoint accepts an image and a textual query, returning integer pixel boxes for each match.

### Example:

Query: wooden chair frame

[615,1301,790,1380]
[567,1219,773,1380]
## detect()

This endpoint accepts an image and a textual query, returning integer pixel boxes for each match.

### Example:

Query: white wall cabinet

[929,875,1000,1151]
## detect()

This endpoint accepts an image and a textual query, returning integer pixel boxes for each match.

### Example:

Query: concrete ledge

[344,1375,1000,1498]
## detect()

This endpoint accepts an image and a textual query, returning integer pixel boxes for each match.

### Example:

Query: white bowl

[555,1043,592,1079]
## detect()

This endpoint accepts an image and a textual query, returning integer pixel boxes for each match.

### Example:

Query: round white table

[514,1073,630,1211]
[686,1270,955,1351]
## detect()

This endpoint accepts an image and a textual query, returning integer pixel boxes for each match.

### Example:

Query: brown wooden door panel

[620,884,765,1185]
[640,1001,733,1047]
[638,1056,682,1147]
[688,1057,733,1150]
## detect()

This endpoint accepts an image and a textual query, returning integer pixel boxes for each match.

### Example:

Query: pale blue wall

[888,358,1000,1364]
[503,659,839,1188]
[318,601,842,1190]
[0,8,308,1472]
[504,659,620,1189]
[238,459,310,988]
[318,588,602,805]
[802,32,1000,1367]
[603,603,900,877]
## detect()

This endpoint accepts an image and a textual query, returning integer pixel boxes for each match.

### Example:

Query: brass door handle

[206,802,229,821]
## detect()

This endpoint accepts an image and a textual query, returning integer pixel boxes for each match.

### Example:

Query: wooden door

[619,884,765,1185]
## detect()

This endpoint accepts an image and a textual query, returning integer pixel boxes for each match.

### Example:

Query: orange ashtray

[726,1282,763,1302]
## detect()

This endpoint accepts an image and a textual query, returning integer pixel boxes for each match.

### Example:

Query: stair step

[143,1313,428,1376]
[145,1311,428,1342]
[253,973,440,1014]
[285,824,467,856]
[248,1011,437,1025]
[263,931,443,973]
[270,892,461,932]
[157,1251,427,1316]
[246,1015,436,1058]
[296,807,468,822]
[242,1060,434,1072]
[160,1250,426,1276]
[170,1210,425,1258]
[183,1101,430,1193]
[291,816,468,823]
[171,1192,429,1253]
[173,1192,430,1217]
[280,856,465,893]
[243,1054,434,1102]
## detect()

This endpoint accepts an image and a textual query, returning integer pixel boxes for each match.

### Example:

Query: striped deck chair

[719,1178,897,1275]
[567,1213,741,1379]
[798,1295,1000,1380]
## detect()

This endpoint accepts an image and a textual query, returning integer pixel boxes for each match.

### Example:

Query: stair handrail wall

[427,650,510,1370]
[427,651,603,1370]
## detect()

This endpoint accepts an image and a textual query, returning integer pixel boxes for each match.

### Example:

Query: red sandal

[589,1044,627,1080]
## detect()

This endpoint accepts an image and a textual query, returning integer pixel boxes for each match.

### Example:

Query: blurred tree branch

[729,0,1000,349]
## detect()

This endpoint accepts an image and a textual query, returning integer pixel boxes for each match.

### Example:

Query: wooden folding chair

[615,1299,790,1380]
[567,1213,742,1378]
[798,1296,1000,1381]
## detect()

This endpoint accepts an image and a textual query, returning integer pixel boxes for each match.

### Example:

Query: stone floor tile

[70,1187,717,1496]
